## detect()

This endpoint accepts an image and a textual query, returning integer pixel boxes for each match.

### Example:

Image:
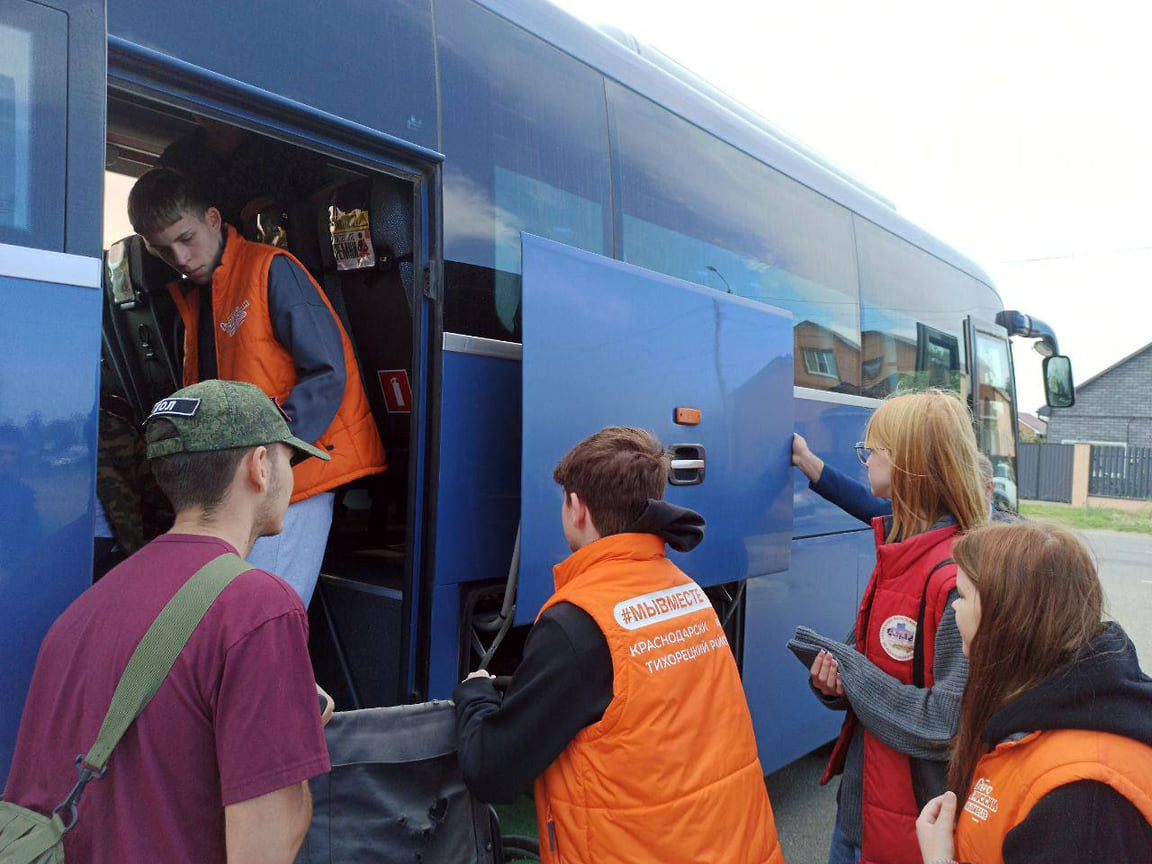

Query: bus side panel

[107,0,438,152]
[0,276,101,782]
[428,347,521,696]
[793,395,878,539]
[427,582,464,700]
[744,529,874,776]
[741,393,876,771]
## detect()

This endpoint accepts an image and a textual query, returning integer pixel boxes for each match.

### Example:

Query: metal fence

[1089,446,1152,500]
[1018,443,1075,503]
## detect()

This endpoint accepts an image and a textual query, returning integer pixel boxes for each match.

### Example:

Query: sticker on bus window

[329,206,377,271]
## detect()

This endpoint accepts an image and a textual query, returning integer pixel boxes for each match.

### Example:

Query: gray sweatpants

[248,491,335,607]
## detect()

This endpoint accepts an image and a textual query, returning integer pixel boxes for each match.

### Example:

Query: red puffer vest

[822,518,959,864]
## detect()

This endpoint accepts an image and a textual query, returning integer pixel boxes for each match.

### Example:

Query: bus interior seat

[101,234,183,421]
[286,196,359,343]
[314,176,415,557]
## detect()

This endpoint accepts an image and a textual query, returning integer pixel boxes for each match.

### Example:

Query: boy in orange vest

[454,426,784,864]
[127,168,386,605]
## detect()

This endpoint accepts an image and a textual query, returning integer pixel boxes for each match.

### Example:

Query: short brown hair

[553,427,670,536]
[146,419,248,516]
[128,167,210,235]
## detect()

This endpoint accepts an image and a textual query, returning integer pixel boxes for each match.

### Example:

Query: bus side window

[856,217,989,400]
[0,2,68,252]
[438,0,612,342]
[607,82,863,396]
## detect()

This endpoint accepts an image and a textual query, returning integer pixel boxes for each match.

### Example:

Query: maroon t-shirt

[3,534,330,863]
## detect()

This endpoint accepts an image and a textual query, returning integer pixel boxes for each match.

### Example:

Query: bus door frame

[106,37,446,702]
[0,0,106,785]
[967,316,1021,506]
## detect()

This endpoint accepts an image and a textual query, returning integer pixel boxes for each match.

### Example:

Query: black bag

[296,701,502,864]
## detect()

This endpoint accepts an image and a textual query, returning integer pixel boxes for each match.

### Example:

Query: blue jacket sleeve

[810,462,892,524]
[266,256,347,445]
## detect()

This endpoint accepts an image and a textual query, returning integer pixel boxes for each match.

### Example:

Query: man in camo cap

[4,379,333,863]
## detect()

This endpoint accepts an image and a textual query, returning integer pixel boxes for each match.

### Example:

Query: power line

[999,244,1152,264]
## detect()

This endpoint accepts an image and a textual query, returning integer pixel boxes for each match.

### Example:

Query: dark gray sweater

[792,597,969,847]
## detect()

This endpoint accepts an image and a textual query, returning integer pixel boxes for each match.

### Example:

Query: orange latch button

[674,407,701,426]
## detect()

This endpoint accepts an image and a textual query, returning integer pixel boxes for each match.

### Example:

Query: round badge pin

[879,615,917,662]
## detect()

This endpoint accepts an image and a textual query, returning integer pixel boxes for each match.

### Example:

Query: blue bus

[0,0,1073,784]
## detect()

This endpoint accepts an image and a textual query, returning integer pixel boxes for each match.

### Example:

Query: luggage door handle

[669,444,706,486]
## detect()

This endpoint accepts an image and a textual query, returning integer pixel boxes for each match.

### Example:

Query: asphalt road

[765,528,1152,864]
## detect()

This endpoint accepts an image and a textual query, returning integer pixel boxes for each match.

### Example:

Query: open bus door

[517,235,795,653]
[0,0,106,782]
[968,317,1020,511]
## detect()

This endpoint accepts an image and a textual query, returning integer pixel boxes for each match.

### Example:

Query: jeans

[248,491,335,606]
[827,820,861,864]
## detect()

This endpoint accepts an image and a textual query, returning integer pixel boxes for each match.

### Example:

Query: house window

[803,348,839,379]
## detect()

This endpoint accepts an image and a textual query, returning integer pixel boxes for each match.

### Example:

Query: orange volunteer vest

[168,225,385,502]
[955,729,1152,864]
[533,533,784,864]
[823,519,959,864]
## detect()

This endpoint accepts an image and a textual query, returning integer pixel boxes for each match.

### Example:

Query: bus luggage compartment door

[517,234,794,623]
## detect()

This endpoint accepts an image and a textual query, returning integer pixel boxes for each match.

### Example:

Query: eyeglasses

[854,442,888,466]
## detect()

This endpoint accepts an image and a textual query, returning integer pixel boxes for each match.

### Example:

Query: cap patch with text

[143,380,329,464]
[148,397,201,419]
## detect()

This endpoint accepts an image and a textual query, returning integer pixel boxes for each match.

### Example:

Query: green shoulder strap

[0,553,252,860]
[82,552,251,769]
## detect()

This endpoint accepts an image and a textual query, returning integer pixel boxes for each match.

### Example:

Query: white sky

[552,0,1152,413]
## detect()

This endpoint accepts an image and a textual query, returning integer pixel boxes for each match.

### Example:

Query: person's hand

[809,649,844,698]
[916,791,958,864]
[316,684,335,727]
[463,669,496,684]
[792,433,825,483]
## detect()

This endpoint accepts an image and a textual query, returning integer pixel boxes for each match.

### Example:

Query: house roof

[1070,340,1152,394]
[1018,412,1048,433]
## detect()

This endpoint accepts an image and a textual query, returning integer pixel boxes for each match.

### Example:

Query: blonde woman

[789,390,988,864]
[915,522,1152,864]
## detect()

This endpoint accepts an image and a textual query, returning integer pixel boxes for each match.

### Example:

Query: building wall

[1045,346,1152,447]
[794,322,861,391]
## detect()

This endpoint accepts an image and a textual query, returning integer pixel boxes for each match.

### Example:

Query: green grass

[1019,500,1152,534]
[493,795,538,841]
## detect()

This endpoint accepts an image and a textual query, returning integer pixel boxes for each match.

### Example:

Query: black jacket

[453,500,705,804]
[985,623,1152,863]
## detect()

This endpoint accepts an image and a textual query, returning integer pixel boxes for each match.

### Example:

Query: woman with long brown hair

[789,390,988,864]
[916,521,1152,863]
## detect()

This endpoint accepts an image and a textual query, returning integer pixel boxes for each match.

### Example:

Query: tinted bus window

[0,3,67,251]
[608,83,861,394]
[855,217,980,399]
[438,0,611,340]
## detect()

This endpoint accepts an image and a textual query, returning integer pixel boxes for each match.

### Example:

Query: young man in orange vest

[454,426,784,864]
[127,168,386,605]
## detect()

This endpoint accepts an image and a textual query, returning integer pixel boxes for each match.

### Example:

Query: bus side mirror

[1043,355,1075,408]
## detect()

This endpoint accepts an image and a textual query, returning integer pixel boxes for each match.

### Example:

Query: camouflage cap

[144,380,331,462]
